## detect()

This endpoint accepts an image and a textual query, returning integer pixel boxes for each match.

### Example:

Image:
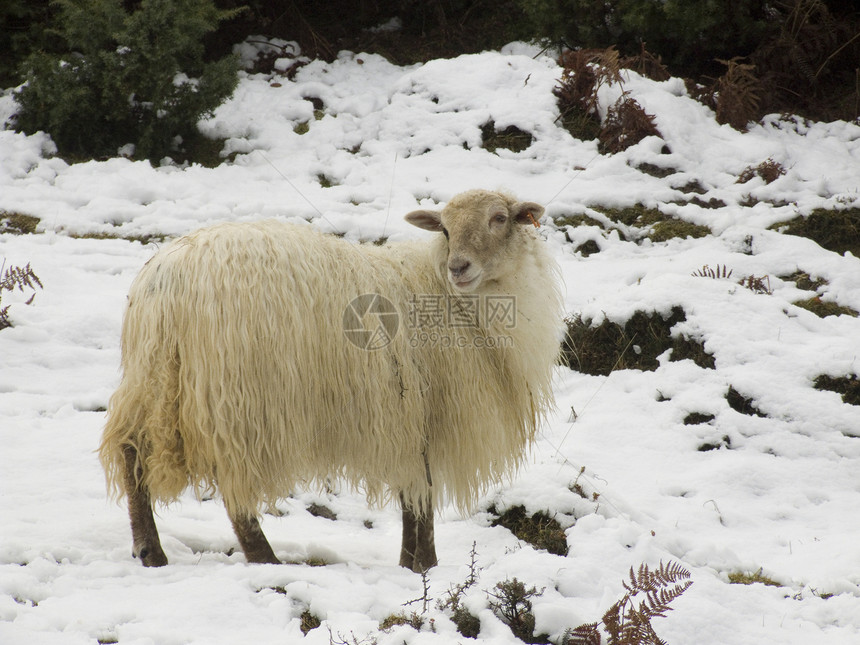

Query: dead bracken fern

[738,274,773,295]
[712,58,762,130]
[554,47,623,142]
[620,43,671,82]
[752,0,859,118]
[0,262,43,330]
[567,562,693,645]
[555,47,625,117]
[692,264,733,279]
[737,158,786,184]
[599,93,661,153]
[692,264,773,294]
[555,46,663,151]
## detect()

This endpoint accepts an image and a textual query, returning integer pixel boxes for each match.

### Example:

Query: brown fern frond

[601,598,624,639]
[692,264,733,279]
[738,274,773,295]
[556,46,625,117]
[653,561,693,586]
[619,616,666,645]
[599,93,661,154]
[738,158,786,184]
[714,57,762,130]
[0,262,43,330]
[566,623,601,645]
[598,561,692,644]
[620,42,670,82]
[1,263,43,293]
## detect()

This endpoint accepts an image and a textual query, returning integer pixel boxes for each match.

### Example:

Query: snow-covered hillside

[2,40,859,644]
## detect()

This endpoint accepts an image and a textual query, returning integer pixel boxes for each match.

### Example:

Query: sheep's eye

[492,213,507,225]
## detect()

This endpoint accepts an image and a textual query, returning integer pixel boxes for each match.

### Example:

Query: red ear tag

[526,212,540,228]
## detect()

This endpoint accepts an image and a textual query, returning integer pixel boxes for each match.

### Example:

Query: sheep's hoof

[244,547,280,565]
[400,552,438,573]
[135,545,168,567]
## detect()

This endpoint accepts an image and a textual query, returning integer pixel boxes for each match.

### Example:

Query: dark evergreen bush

[0,0,53,88]
[518,0,770,78]
[13,0,240,162]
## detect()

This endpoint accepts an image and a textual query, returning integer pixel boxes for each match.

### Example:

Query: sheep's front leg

[399,494,438,573]
[122,444,168,567]
[229,511,279,564]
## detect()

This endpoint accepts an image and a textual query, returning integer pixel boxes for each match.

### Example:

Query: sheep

[99,189,564,572]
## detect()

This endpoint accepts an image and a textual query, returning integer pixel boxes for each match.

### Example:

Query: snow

[2,39,860,644]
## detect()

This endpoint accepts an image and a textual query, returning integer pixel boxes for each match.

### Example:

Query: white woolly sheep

[99,189,563,572]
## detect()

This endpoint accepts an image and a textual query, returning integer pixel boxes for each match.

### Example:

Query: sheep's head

[405,190,544,292]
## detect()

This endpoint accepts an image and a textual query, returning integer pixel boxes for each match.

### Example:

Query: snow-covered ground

[2,39,860,644]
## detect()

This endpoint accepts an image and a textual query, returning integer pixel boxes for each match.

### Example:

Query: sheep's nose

[449,259,471,277]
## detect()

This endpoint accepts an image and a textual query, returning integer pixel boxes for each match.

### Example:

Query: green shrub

[0,0,53,87]
[13,0,240,163]
[488,578,548,643]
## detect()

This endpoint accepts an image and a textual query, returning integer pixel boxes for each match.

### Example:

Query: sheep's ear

[512,201,545,226]
[405,209,444,232]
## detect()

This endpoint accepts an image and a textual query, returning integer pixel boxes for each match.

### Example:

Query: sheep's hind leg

[399,495,438,573]
[122,444,168,567]
[229,511,279,564]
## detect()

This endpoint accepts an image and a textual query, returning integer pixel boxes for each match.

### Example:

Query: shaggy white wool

[100,199,562,517]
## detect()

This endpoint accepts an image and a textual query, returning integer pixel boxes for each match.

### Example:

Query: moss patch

[489,505,567,556]
[481,121,533,153]
[560,306,715,375]
[0,212,41,235]
[793,297,858,318]
[591,204,710,242]
[316,173,337,188]
[307,502,337,520]
[553,214,606,229]
[682,195,728,210]
[814,375,860,406]
[574,239,602,256]
[649,219,711,242]
[596,204,663,227]
[684,412,716,425]
[67,230,164,245]
[728,570,782,587]
[726,386,766,417]
[300,610,322,634]
[771,207,860,256]
[698,435,731,451]
[559,106,601,142]
[553,214,609,253]
[782,270,827,292]
[380,612,424,631]
[636,162,678,178]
